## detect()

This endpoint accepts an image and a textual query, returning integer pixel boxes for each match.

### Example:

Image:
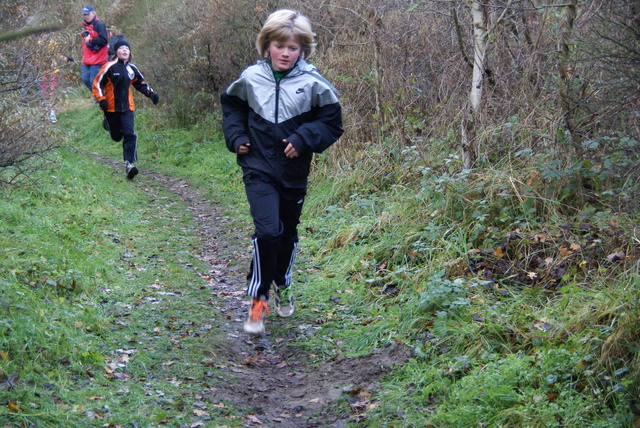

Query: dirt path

[105,159,411,427]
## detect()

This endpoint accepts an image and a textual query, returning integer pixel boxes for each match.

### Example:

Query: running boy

[221,9,343,334]
[92,38,159,180]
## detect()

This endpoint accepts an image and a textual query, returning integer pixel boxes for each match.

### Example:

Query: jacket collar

[259,57,315,78]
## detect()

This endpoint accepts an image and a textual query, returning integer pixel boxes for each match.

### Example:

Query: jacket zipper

[274,79,282,170]
[274,79,280,126]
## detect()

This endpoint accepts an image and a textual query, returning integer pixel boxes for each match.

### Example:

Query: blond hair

[256,9,316,60]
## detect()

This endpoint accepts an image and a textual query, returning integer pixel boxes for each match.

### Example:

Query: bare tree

[556,0,583,158]
[0,2,69,187]
[461,0,489,169]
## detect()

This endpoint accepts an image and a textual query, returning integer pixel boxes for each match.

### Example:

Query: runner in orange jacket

[92,39,159,180]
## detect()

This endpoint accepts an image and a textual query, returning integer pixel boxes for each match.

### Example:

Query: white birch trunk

[462,0,488,169]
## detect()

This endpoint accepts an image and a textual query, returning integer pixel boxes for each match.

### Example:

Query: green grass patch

[0,100,247,426]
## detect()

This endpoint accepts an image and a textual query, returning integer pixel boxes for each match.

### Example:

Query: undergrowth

[301,135,640,426]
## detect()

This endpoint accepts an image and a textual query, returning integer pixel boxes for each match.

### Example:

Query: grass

[299,149,640,426]
[1,91,639,427]
[297,138,640,426]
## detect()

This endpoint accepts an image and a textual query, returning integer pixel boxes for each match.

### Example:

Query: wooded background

[2,0,639,211]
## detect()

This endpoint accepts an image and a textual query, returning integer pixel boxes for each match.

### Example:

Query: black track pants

[243,172,305,299]
[104,110,137,163]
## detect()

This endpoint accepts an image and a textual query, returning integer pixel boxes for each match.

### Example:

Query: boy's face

[267,35,301,72]
[116,45,130,61]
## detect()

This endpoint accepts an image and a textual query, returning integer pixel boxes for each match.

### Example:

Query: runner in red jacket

[80,5,108,91]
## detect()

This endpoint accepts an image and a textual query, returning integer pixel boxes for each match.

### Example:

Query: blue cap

[82,5,94,14]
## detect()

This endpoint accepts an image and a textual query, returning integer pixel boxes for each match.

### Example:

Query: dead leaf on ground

[559,245,572,257]
[534,233,551,242]
[607,252,626,262]
[8,401,23,412]
[247,414,263,425]
[0,373,19,390]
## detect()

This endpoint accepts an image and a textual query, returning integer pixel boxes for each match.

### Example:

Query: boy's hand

[150,92,159,105]
[237,143,250,155]
[99,100,109,111]
[284,140,299,158]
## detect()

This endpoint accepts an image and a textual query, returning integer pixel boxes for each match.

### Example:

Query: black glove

[99,100,109,111]
[149,92,159,105]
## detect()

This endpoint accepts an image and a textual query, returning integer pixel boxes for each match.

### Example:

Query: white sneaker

[274,285,294,317]
[49,109,57,123]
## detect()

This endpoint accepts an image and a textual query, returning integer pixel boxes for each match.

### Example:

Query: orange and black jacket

[92,59,154,112]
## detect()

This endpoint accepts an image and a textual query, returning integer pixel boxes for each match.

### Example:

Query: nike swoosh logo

[296,88,305,94]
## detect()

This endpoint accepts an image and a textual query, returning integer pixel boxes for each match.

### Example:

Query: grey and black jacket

[221,58,343,189]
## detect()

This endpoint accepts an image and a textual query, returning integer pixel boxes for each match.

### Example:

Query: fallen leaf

[112,372,131,381]
[607,252,626,262]
[534,233,550,242]
[8,401,23,412]
[559,245,571,257]
[533,322,552,332]
[527,170,541,185]
[247,414,263,424]
[0,373,19,391]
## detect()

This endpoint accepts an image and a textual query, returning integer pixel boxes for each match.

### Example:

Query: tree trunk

[461,0,488,169]
[557,0,583,159]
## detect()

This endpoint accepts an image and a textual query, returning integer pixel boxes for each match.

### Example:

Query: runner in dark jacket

[221,9,343,334]
[93,39,159,180]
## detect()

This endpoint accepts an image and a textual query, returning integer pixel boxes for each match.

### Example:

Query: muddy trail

[102,158,412,427]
